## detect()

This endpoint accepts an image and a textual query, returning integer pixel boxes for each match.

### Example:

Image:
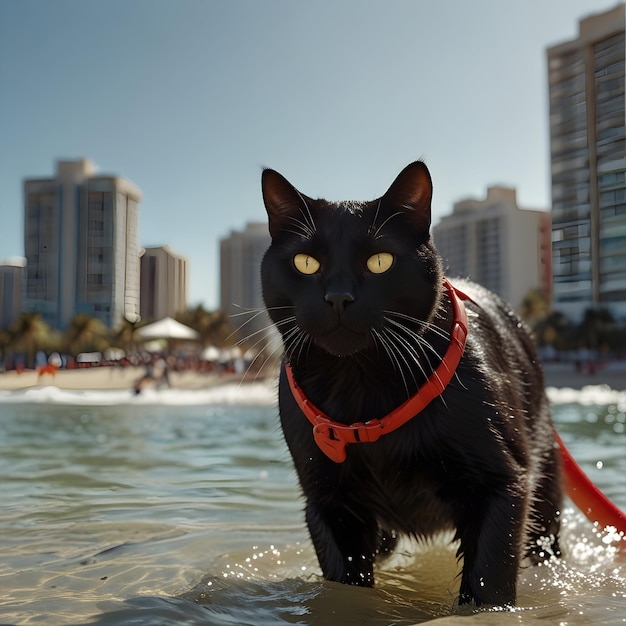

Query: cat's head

[260,161,442,359]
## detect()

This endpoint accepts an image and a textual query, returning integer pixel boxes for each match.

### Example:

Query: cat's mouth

[314,326,371,357]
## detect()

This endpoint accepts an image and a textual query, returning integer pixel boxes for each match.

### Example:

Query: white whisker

[295,190,317,236]
[235,315,294,347]
[225,306,294,343]
[371,328,411,398]
[383,325,428,381]
[382,318,451,409]
[281,324,311,364]
[381,327,421,397]
[373,211,405,240]
[383,309,451,342]
[285,215,315,240]
[384,317,444,362]
[367,200,382,237]
[240,331,285,383]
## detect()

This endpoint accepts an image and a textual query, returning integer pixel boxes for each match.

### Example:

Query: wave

[547,385,626,407]
[1,382,623,408]
[0,381,278,407]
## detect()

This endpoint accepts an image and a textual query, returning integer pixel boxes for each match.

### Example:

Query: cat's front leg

[456,490,525,607]
[305,500,379,586]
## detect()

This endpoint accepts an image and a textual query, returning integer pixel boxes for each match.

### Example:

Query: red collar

[285,277,470,463]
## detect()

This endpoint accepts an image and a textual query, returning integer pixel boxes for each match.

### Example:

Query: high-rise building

[219,222,275,347]
[433,186,552,309]
[547,4,626,320]
[0,258,25,331]
[23,159,141,330]
[139,245,188,321]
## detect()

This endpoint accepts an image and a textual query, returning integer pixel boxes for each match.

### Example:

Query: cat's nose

[324,291,355,314]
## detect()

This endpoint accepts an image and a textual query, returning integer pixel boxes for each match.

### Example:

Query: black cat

[260,161,562,607]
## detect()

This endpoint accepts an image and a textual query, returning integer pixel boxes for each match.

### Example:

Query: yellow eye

[293,253,320,275]
[367,252,394,274]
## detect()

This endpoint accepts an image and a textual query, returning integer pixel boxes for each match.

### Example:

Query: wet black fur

[260,161,562,607]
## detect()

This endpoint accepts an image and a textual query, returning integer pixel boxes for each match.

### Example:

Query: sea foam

[547,385,626,407]
[1,382,623,408]
[0,381,277,407]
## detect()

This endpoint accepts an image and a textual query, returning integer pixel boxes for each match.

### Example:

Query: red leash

[286,277,626,538]
[554,429,626,534]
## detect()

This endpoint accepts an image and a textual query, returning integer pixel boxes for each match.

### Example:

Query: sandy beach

[0,365,262,392]
[0,361,624,392]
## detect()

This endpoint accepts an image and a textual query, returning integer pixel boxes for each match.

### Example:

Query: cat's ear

[382,161,433,234]
[262,169,311,239]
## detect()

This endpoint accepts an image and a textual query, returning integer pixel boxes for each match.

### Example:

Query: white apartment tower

[548,4,626,320]
[432,187,552,310]
[219,222,273,345]
[140,245,188,321]
[23,159,141,330]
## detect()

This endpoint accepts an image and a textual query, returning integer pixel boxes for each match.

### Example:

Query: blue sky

[0,0,616,310]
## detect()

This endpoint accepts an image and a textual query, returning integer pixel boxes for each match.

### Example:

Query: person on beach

[133,353,170,394]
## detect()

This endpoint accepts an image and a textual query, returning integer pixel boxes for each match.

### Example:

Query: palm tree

[3,312,54,368]
[62,313,110,356]
[534,310,575,352]
[518,289,550,329]
[578,307,615,353]
[177,306,234,348]
[0,328,11,355]
[111,316,142,354]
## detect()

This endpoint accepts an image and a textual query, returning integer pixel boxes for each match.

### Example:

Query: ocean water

[0,382,624,626]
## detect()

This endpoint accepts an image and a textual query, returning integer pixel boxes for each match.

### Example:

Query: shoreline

[0,366,266,392]
[0,362,624,392]
[541,361,626,392]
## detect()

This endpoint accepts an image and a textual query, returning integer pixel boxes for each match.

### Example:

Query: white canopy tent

[135,317,200,342]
